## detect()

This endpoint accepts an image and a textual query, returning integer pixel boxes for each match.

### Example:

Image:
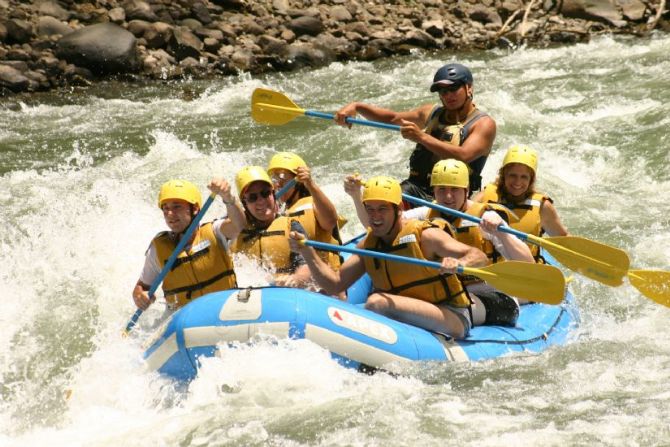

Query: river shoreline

[1,0,668,96]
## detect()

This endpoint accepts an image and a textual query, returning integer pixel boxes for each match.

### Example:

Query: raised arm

[296,166,338,232]
[343,174,369,228]
[208,178,246,239]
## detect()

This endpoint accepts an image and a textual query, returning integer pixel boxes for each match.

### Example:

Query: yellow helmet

[158,179,202,209]
[235,166,273,198]
[362,176,402,205]
[267,152,307,175]
[502,145,538,173]
[430,159,469,188]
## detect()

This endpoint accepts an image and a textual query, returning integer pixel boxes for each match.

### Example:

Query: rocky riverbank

[1,0,668,96]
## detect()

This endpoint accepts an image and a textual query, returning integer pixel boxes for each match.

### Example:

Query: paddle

[275,177,297,199]
[628,270,670,308]
[402,193,630,287]
[123,192,217,336]
[251,88,401,131]
[299,239,566,305]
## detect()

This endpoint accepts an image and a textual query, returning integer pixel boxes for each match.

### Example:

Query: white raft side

[326,307,398,344]
[186,289,288,348]
[218,289,263,321]
[144,332,178,372]
[434,334,470,362]
[184,322,290,349]
[305,325,411,367]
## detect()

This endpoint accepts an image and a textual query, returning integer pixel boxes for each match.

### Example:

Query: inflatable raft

[143,249,579,382]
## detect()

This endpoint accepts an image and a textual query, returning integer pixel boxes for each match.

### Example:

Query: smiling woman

[474,145,569,262]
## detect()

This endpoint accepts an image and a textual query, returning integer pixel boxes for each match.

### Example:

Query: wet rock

[108,7,126,24]
[37,16,73,37]
[55,22,140,74]
[469,6,503,26]
[5,19,34,44]
[192,2,212,25]
[619,0,647,21]
[144,22,173,49]
[285,42,335,69]
[169,27,204,61]
[288,15,324,36]
[329,5,353,22]
[422,19,445,38]
[0,64,31,92]
[123,0,158,22]
[35,0,71,21]
[560,0,627,27]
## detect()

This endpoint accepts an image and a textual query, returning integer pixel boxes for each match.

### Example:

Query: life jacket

[362,219,470,308]
[285,196,342,270]
[408,105,489,192]
[480,183,551,262]
[153,222,237,308]
[232,215,296,274]
[427,201,514,264]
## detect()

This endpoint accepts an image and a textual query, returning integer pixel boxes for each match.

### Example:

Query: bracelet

[222,198,235,205]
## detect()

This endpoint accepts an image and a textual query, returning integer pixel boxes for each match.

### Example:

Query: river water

[1,34,669,446]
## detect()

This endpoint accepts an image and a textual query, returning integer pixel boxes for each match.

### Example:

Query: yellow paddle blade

[251,88,305,125]
[531,235,630,287]
[462,261,566,305]
[628,270,670,308]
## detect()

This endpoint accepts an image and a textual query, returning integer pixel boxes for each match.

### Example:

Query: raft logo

[327,307,397,344]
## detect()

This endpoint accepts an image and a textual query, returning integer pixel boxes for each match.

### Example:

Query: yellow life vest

[232,215,295,274]
[427,201,515,264]
[153,222,237,308]
[362,219,470,308]
[480,183,551,261]
[285,196,342,270]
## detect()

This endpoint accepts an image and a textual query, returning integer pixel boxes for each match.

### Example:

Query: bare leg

[365,292,466,338]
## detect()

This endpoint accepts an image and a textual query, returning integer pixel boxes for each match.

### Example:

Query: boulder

[37,16,72,37]
[55,23,140,74]
[285,42,335,69]
[288,16,324,36]
[5,19,34,44]
[169,27,204,60]
[0,64,31,92]
[618,0,646,21]
[560,0,627,27]
[122,0,158,22]
[35,0,71,21]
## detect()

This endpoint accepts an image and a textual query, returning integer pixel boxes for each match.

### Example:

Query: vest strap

[163,269,236,297]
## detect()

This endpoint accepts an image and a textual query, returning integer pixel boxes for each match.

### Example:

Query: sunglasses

[244,189,273,203]
[438,84,463,94]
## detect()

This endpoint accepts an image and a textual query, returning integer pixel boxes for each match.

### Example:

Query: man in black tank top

[335,63,497,208]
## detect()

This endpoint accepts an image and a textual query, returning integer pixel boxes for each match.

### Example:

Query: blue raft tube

[142,239,579,382]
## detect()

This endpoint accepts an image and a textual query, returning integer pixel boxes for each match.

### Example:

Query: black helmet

[430,63,473,92]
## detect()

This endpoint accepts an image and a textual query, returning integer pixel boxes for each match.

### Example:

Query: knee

[364,293,390,313]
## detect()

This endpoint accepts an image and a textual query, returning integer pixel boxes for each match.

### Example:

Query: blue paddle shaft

[304,110,401,131]
[401,193,530,242]
[124,192,217,334]
[275,177,297,198]
[303,239,465,274]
